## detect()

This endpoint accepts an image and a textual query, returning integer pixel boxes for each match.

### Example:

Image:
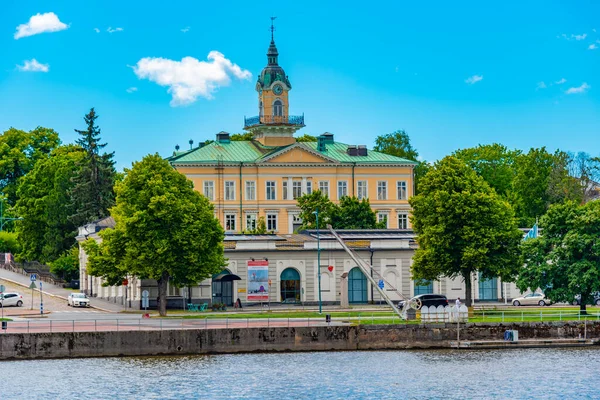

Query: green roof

[169,140,417,165]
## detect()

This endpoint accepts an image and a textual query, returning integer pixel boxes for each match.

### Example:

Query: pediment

[260,144,338,164]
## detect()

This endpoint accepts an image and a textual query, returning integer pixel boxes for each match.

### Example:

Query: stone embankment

[1,321,599,360]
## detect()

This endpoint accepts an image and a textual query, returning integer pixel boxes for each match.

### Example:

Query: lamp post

[313,207,322,314]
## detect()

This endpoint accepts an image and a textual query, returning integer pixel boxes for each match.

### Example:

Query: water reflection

[4,349,599,399]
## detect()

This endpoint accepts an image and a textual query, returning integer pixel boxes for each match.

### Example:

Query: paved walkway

[0,268,122,313]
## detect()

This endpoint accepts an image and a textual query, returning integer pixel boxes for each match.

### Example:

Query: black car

[398,294,449,310]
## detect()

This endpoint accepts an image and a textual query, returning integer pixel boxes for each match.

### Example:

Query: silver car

[0,292,24,307]
[512,292,552,306]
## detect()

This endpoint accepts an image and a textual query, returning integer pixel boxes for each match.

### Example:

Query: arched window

[273,100,283,117]
[280,268,301,303]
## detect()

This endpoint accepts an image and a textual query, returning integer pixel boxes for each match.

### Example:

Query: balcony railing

[244,114,305,128]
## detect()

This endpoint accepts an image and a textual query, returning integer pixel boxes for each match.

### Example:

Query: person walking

[455,297,461,308]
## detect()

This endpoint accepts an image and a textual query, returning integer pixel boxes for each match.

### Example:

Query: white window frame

[224,181,236,201]
[319,181,329,198]
[337,180,348,200]
[282,181,288,200]
[292,181,302,199]
[245,181,256,201]
[266,181,277,200]
[398,212,409,229]
[203,181,214,200]
[267,213,278,231]
[225,213,237,231]
[377,212,389,228]
[397,180,407,200]
[245,213,257,231]
[357,180,368,200]
[377,181,387,200]
[306,181,312,195]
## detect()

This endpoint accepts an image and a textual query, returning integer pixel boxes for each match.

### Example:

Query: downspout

[352,162,356,196]
[411,163,416,196]
[369,247,374,304]
[239,162,243,232]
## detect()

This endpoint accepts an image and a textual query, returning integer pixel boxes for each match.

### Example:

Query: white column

[287,177,293,200]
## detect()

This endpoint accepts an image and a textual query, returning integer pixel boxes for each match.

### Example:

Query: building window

[306,181,312,195]
[273,100,283,117]
[246,214,257,231]
[357,180,368,200]
[338,181,348,199]
[283,181,288,200]
[225,181,235,201]
[259,101,263,117]
[225,214,236,231]
[377,212,389,228]
[267,213,278,231]
[245,181,256,201]
[293,181,302,199]
[397,181,407,200]
[377,181,387,200]
[266,181,276,200]
[203,181,214,200]
[319,181,329,198]
[398,212,408,229]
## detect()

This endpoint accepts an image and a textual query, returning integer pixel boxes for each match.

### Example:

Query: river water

[4,348,599,399]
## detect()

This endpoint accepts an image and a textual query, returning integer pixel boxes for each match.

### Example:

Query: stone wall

[1,321,598,360]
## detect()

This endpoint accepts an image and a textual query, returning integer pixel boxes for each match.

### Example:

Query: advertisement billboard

[247,260,269,301]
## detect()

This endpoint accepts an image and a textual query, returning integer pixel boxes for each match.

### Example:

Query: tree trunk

[157,271,169,317]
[464,272,473,307]
[580,301,587,315]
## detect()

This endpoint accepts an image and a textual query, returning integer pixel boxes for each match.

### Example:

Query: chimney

[216,131,231,144]
[320,132,334,144]
[347,145,358,156]
[357,145,368,156]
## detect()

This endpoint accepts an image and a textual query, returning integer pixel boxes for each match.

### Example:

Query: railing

[244,115,305,128]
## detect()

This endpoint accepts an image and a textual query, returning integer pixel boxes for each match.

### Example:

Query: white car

[512,292,552,306]
[68,293,90,307]
[0,292,24,307]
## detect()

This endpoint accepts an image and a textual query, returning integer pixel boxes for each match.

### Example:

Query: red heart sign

[328,265,334,272]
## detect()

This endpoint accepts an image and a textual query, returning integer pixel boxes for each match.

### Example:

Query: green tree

[517,201,600,313]
[409,156,523,306]
[49,246,79,281]
[296,134,317,142]
[297,190,335,229]
[330,196,385,229]
[0,127,60,206]
[230,132,253,141]
[0,231,20,254]
[15,145,84,263]
[82,154,226,316]
[70,108,117,227]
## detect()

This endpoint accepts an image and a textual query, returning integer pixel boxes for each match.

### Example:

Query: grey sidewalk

[0,267,122,313]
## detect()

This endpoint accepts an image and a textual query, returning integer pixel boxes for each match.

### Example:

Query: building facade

[168,32,417,234]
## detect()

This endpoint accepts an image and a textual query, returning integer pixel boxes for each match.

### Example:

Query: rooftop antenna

[270,16,277,41]
[175,144,180,151]
[189,139,194,149]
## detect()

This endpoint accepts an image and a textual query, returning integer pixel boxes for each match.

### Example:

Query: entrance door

[212,270,234,306]
[348,267,367,303]
[280,268,301,303]
[479,274,498,301]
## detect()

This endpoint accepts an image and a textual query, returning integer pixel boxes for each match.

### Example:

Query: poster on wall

[247,260,269,301]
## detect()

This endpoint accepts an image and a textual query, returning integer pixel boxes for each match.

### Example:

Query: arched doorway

[212,269,235,306]
[280,268,301,303]
[348,267,367,303]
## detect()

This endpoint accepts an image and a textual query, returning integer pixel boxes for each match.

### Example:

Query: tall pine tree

[70,108,116,226]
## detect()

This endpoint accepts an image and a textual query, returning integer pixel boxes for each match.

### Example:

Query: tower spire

[270,16,277,42]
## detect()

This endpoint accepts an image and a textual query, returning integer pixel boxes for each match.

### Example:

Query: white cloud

[565,82,590,94]
[94,28,100,33]
[181,27,190,33]
[558,33,588,41]
[14,12,68,39]
[126,87,138,93]
[555,78,567,85]
[465,74,483,85]
[107,27,123,33]
[16,59,49,72]
[536,81,547,90]
[132,51,252,106]
[589,44,598,50]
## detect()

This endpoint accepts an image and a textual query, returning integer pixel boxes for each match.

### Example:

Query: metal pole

[316,208,322,314]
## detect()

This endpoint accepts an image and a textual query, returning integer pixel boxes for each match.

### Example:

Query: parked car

[572,292,600,306]
[398,294,449,310]
[68,293,90,307]
[512,292,552,306]
[0,292,23,307]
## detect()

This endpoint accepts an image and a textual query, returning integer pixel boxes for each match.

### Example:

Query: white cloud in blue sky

[555,78,567,85]
[107,27,124,33]
[536,81,547,90]
[17,59,49,72]
[181,27,190,33]
[126,87,138,93]
[465,75,483,85]
[566,83,590,94]
[14,12,68,39]
[132,51,252,106]
[589,44,598,50]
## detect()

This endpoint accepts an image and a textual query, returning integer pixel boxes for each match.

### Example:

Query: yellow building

[169,31,416,234]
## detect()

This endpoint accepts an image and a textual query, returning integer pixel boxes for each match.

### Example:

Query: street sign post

[40,281,43,315]
[378,279,384,289]
[29,281,37,310]
[30,274,37,282]
[142,290,149,311]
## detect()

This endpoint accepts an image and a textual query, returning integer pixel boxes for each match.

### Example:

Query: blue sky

[1,1,599,169]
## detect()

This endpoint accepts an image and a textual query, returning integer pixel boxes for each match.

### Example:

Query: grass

[0,318,12,322]
[174,311,397,320]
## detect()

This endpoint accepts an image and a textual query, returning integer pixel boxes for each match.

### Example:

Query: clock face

[273,84,283,95]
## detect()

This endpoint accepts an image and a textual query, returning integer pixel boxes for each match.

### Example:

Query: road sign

[122,278,129,286]
[141,297,149,309]
[142,290,149,298]
[30,274,37,282]
[378,279,384,289]
[29,282,37,289]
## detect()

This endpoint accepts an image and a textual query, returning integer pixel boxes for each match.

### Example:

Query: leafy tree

[15,145,84,263]
[82,154,226,316]
[0,231,20,254]
[373,130,419,160]
[567,152,600,203]
[296,134,317,142]
[297,190,335,229]
[409,156,523,306]
[0,127,60,206]
[546,151,584,206]
[517,201,600,313]
[70,108,116,227]
[453,143,520,198]
[230,132,253,141]
[331,196,385,229]
[49,246,79,281]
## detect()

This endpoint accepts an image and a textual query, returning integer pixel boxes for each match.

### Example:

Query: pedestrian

[455,297,461,308]
[236,298,243,310]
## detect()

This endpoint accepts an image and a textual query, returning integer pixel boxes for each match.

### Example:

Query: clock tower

[243,18,304,146]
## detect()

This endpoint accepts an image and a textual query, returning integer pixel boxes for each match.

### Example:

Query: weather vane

[270,16,277,41]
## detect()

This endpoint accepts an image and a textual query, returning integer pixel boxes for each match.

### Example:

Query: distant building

[168,27,416,234]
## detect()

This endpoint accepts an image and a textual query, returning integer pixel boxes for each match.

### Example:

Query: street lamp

[313,207,322,314]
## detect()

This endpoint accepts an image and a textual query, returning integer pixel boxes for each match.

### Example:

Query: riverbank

[1,321,599,360]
